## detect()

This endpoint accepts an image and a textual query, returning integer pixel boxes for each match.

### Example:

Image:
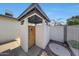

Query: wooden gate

[28,26,35,48]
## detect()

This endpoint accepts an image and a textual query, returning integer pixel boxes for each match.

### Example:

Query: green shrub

[67,16,79,25]
[68,40,79,49]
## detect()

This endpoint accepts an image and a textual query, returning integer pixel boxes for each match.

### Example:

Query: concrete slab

[70,47,79,56]
[11,47,28,56]
[27,45,42,56]
[49,43,71,56]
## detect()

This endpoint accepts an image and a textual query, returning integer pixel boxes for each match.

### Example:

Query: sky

[0,3,79,22]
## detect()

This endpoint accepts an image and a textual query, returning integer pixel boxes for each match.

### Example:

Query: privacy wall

[19,18,28,52]
[0,16,19,43]
[67,25,79,42]
[50,26,64,42]
[67,25,79,56]
[36,20,49,49]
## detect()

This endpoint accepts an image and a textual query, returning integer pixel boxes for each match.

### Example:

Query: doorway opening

[28,15,42,48]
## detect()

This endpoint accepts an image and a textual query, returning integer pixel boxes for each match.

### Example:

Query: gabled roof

[18,3,50,22]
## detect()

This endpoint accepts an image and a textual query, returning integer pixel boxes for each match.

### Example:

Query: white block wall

[67,25,79,42]
[50,26,64,42]
[0,17,19,43]
[36,24,44,49]
[36,20,49,49]
[67,25,79,56]
[19,18,28,52]
[43,23,50,48]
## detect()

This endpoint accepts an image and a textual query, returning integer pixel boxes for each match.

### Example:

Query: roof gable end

[18,3,50,22]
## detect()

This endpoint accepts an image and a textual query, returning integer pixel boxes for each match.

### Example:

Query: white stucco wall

[50,26,64,42]
[67,25,79,42]
[0,16,19,43]
[43,23,50,48]
[19,18,28,52]
[36,23,44,48]
[36,20,49,49]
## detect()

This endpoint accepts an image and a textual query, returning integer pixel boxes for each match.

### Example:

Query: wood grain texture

[28,26,35,48]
